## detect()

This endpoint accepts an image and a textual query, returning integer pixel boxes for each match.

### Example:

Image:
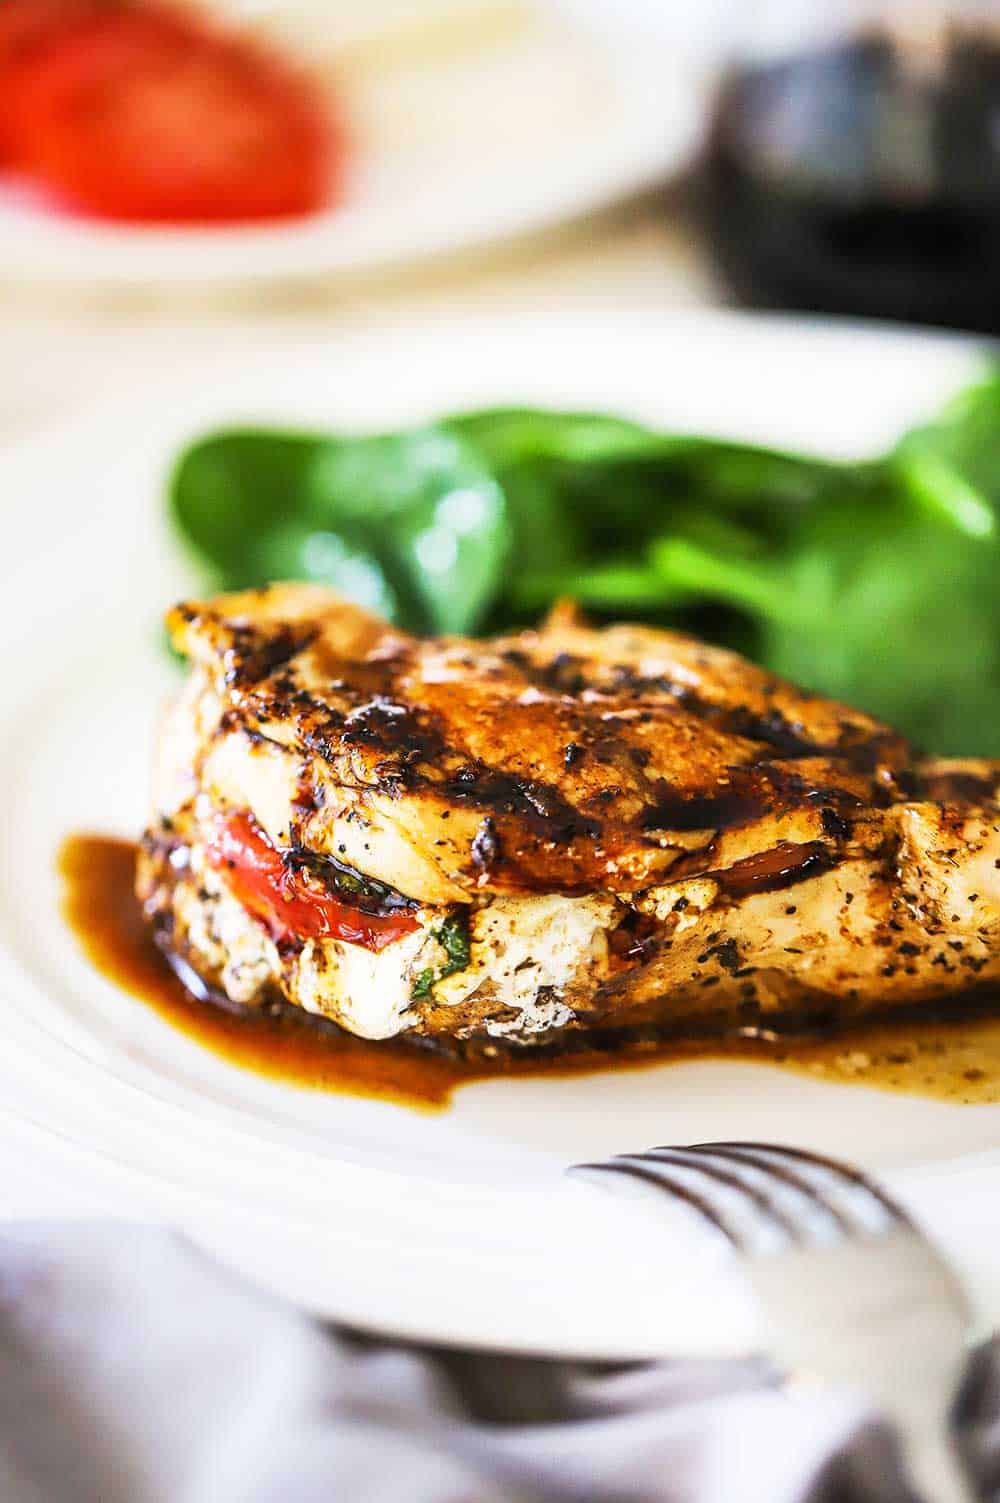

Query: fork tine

[675,1144,858,1238]
[576,1142,915,1256]
[574,1160,744,1249]
[642,1149,806,1245]
[692,1142,914,1230]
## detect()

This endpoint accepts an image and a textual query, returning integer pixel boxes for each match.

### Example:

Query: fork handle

[905,1429,976,1503]
[885,1367,976,1503]
[752,1239,976,1502]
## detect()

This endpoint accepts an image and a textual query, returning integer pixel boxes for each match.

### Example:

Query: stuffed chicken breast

[137,584,1000,1048]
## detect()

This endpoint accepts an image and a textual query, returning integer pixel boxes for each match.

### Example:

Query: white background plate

[0,0,703,291]
[3,310,1000,1358]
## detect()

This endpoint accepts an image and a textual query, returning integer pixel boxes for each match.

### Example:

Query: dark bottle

[701,14,1000,330]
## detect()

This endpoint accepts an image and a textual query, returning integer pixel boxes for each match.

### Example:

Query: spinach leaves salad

[170,371,1000,756]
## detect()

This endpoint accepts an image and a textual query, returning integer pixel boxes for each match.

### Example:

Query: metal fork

[573,1142,976,1501]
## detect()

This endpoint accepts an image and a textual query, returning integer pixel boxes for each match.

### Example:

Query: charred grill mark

[642,781,761,833]
[670,689,834,759]
[340,698,443,779]
[299,723,348,764]
[221,624,316,689]
[639,682,903,775]
[241,642,423,741]
[439,762,601,844]
[642,763,865,835]
[500,651,903,775]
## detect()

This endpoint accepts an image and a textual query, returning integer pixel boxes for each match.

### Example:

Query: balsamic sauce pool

[59,833,1000,1109]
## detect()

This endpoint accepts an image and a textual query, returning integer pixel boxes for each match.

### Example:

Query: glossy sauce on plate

[59,833,1000,1110]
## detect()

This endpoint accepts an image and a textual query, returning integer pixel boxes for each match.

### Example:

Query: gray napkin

[0,1223,987,1503]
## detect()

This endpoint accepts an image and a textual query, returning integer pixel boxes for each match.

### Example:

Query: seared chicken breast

[137,583,1000,1048]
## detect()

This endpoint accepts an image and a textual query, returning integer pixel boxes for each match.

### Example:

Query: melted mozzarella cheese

[434,892,620,1036]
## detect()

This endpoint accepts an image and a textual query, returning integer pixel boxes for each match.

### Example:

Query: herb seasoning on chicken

[137,583,1000,1049]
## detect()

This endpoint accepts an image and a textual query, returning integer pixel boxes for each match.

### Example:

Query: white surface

[2,309,1000,1357]
[0,1,703,291]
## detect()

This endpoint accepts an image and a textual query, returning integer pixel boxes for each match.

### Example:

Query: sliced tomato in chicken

[12,7,337,222]
[205,811,418,951]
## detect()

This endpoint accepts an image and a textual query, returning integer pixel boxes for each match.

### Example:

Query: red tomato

[205,811,418,952]
[0,0,106,163]
[12,5,337,222]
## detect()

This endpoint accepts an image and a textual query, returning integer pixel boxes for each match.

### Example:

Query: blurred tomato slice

[11,5,338,222]
[0,0,106,163]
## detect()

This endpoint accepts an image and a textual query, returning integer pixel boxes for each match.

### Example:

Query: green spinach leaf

[168,374,1000,755]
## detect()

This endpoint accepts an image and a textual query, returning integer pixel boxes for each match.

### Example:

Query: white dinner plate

[0,1,702,292]
[3,310,1000,1359]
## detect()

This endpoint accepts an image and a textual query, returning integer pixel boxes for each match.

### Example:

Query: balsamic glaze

[709,840,834,898]
[59,833,1000,1110]
[642,765,863,836]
